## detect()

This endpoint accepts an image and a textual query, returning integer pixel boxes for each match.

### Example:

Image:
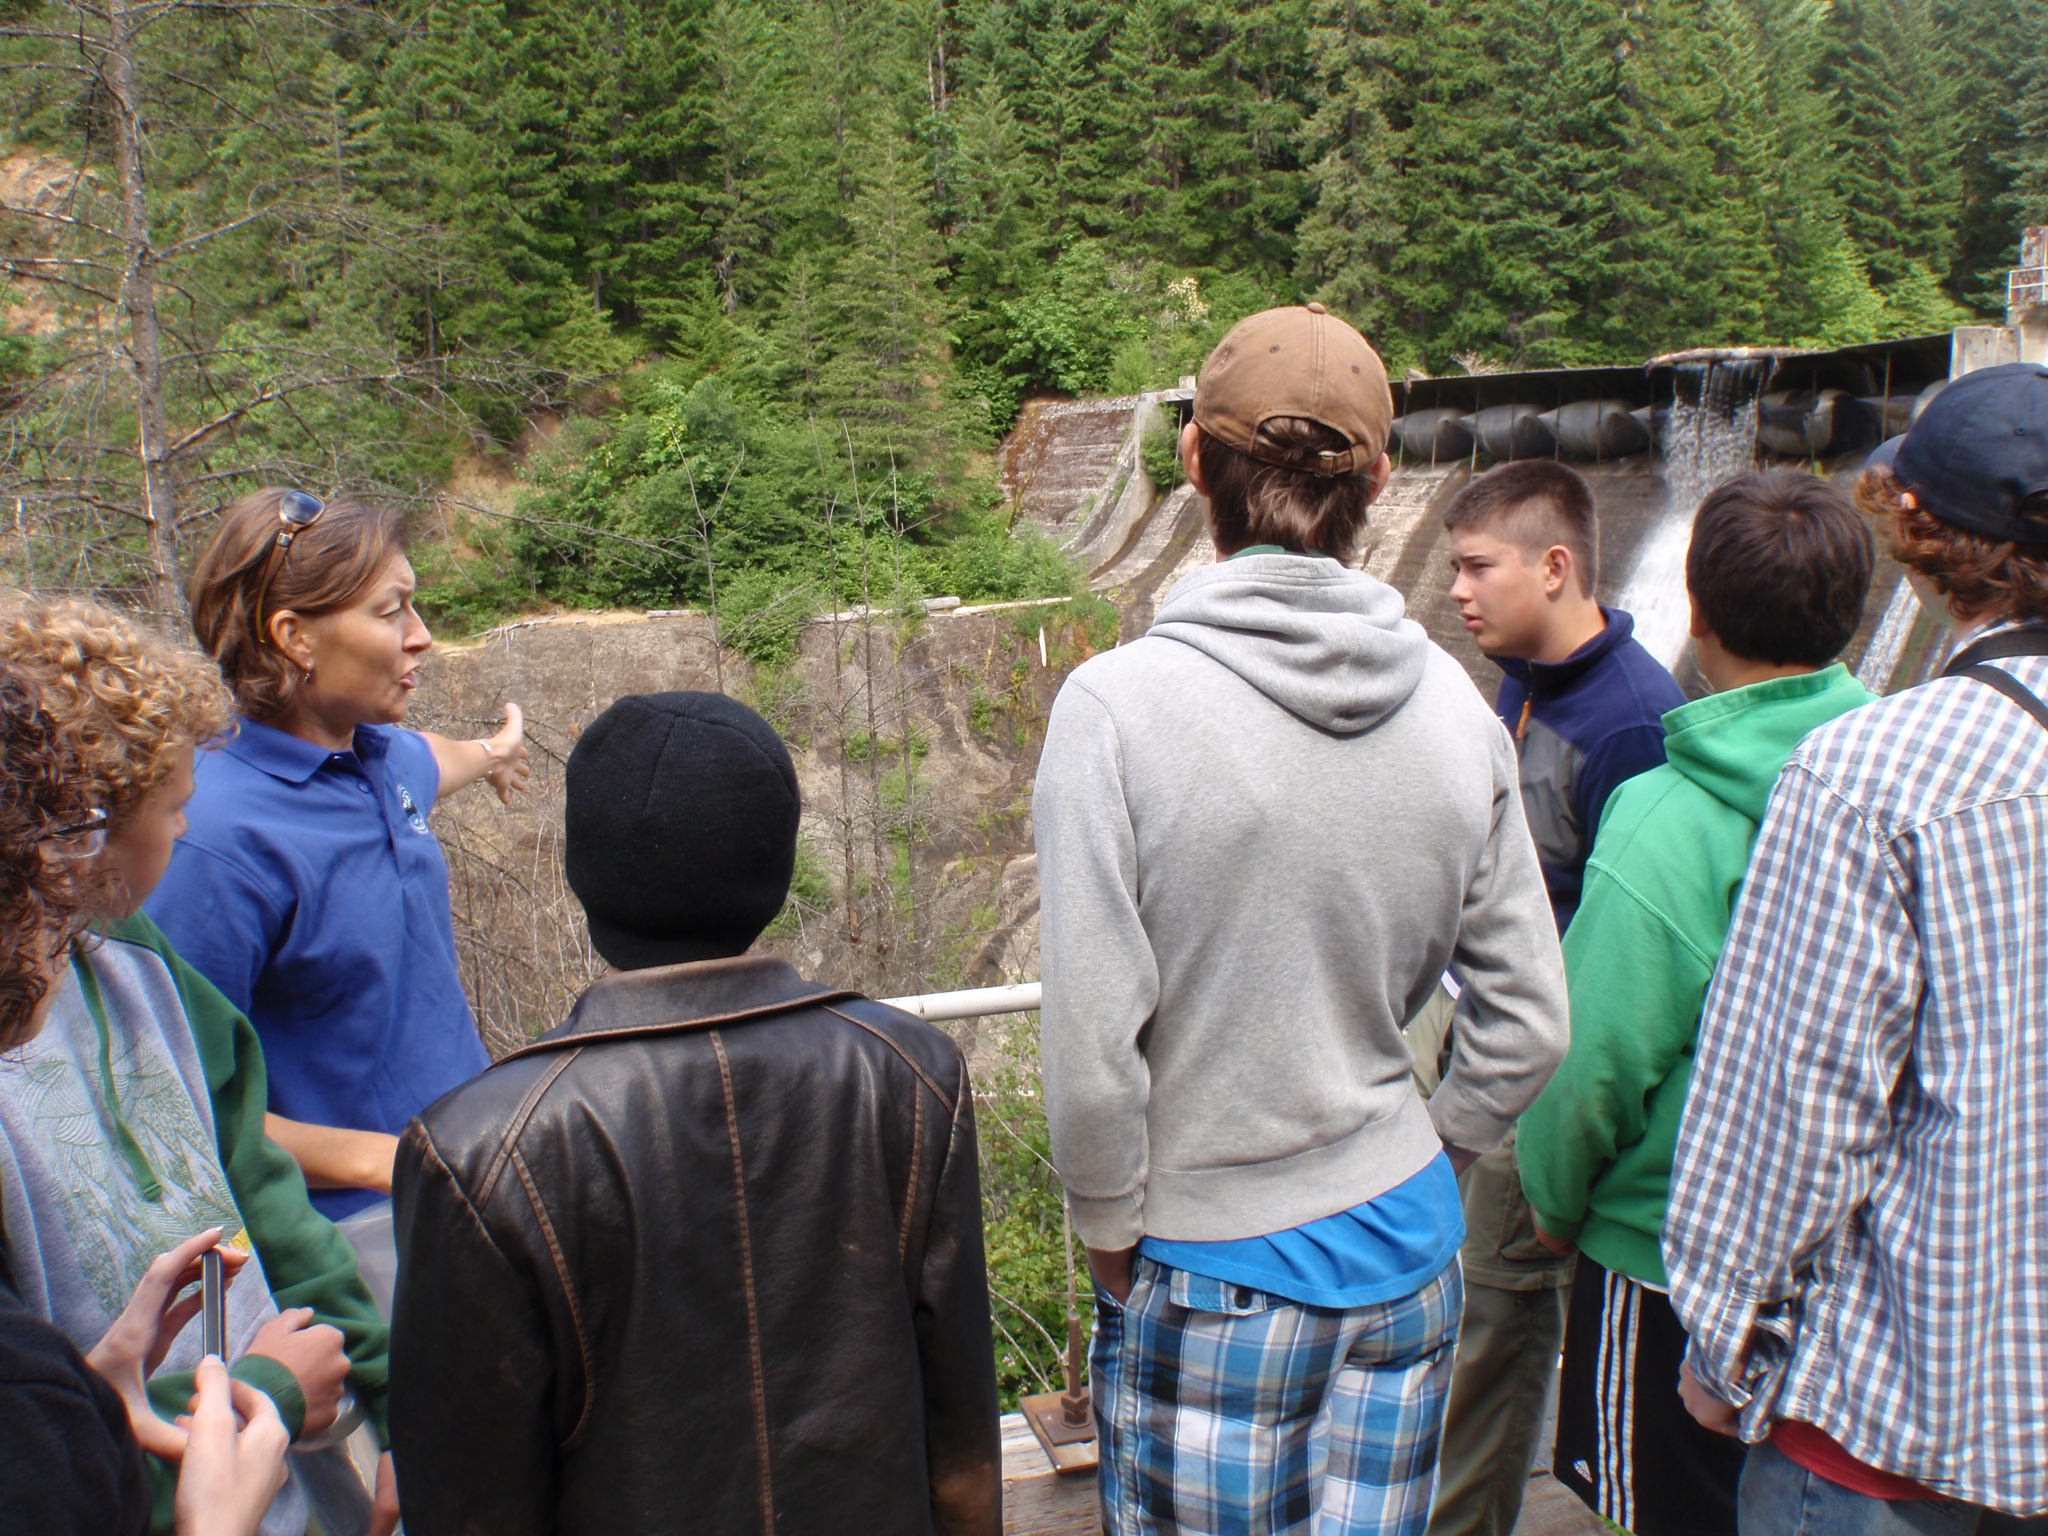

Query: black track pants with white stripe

[1553,1252,1746,1536]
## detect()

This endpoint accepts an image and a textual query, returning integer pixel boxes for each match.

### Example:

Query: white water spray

[1617,362,1769,668]
[1855,579,1922,694]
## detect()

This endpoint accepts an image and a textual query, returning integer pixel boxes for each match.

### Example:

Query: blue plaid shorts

[1092,1254,1463,1536]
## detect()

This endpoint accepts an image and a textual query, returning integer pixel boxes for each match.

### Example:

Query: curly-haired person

[1665,362,2048,1529]
[0,596,398,1536]
[0,667,100,1045]
[0,665,292,1536]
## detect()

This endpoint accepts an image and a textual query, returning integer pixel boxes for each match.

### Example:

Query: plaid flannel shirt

[1664,650,2048,1516]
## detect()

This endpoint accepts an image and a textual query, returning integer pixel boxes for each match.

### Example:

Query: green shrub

[764,837,834,938]
[843,726,930,765]
[717,566,816,669]
[1139,404,1186,490]
[969,687,998,739]
[973,1019,1093,1410]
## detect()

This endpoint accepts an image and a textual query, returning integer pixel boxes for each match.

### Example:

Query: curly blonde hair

[0,594,236,825]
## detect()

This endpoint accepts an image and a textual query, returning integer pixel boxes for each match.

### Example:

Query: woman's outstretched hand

[87,1227,249,1459]
[428,704,532,805]
[480,702,532,804]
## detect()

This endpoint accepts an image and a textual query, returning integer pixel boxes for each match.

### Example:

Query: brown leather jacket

[388,956,1001,1536]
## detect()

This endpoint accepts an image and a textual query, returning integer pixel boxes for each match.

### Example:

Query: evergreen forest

[4,0,2047,630]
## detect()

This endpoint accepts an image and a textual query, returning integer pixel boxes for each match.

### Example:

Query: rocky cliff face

[418,598,1111,1050]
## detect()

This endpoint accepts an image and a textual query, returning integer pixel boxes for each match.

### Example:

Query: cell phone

[200,1247,226,1359]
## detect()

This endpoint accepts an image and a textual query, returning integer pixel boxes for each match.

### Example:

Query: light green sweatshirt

[1519,664,1874,1285]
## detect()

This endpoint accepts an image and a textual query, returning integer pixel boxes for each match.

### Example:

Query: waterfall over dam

[1000,334,1958,700]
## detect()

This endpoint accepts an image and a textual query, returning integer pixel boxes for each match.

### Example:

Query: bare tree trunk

[105,0,183,617]
[827,491,859,952]
[888,469,920,959]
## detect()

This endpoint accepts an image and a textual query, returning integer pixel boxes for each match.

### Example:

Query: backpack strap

[1941,626,2048,735]
[1958,664,2048,735]
[1941,624,2048,673]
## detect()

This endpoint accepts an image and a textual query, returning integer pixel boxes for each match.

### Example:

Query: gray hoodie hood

[1149,554,1429,734]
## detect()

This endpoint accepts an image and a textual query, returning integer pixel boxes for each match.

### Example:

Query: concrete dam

[426,284,2048,1023]
[1000,331,1960,700]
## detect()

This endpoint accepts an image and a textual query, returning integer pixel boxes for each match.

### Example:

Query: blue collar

[221,718,385,785]
[1492,607,1637,694]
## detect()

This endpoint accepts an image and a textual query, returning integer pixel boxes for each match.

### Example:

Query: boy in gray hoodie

[1035,304,1568,1536]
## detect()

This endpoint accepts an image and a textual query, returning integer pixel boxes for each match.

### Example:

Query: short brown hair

[0,595,234,826]
[0,666,103,1048]
[1441,460,1599,594]
[1686,471,1873,666]
[187,488,407,720]
[1856,467,2048,625]
[1199,419,1380,562]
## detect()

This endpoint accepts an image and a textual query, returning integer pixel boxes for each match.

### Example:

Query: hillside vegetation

[3,0,2045,624]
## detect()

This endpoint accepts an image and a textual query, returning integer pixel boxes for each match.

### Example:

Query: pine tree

[1940,0,2048,311]
[981,0,1119,239]
[1469,0,1636,366]
[1821,0,1965,307]
[1600,0,1776,355]
[816,126,955,477]
[1294,0,1410,351]
[944,81,1049,386]
[699,0,794,315]
[2007,2,2048,243]
[1727,0,1880,346]
[1107,0,1311,278]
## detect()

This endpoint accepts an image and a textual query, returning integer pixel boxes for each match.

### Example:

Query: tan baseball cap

[1193,303,1393,478]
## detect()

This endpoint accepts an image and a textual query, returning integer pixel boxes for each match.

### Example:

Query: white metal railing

[881,981,1042,1021]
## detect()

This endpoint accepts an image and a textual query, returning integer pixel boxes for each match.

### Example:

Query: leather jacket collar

[512,955,859,1058]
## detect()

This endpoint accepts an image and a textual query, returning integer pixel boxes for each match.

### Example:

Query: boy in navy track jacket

[1428,459,1684,1536]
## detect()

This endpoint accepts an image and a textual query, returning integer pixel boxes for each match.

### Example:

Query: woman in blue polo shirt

[148,488,530,1219]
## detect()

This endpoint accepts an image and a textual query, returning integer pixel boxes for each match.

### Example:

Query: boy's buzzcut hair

[1687,470,1873,666]
[1441,460,1599,594]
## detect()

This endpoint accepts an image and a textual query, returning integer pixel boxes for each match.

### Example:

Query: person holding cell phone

[0,667,290,1536]
[3,1228,293,1536]
[0,605,397,1535]
[147,488,529,1219]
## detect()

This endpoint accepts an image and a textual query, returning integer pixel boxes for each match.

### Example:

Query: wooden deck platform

[1001,1413,1098,1535]
[999,1415,1608,1536]
[999,1417,1605,1536]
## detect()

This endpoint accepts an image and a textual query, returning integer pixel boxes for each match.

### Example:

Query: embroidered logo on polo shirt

[397,784,431,835]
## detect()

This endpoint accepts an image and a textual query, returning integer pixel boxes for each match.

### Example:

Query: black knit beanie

[565,692,801,971]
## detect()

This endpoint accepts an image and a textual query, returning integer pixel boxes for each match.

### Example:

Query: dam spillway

[1000,334,1959,700]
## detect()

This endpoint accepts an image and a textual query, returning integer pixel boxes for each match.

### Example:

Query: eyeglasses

[253,489,327,643]
[36,806,108,859]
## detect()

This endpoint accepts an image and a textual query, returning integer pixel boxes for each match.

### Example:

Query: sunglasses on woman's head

[254,489,328,642]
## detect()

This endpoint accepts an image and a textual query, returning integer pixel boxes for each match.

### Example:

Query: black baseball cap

[1891,363,2048,544]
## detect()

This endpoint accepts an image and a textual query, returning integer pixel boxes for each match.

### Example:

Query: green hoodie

[1519,664,1874,1285]
[110,913,392,1530]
